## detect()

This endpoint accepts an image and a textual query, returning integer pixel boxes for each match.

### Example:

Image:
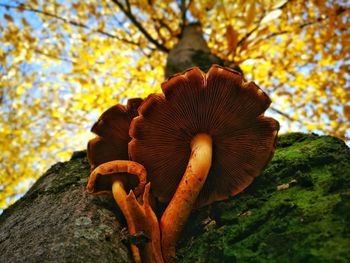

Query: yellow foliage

[226,24,239,55]
[0,0,349,210]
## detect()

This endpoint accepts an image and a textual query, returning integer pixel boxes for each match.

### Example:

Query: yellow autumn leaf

[261,9,283,25]
[272,0,288,9]
[226,24,239,55]
[4,14,13,22]
[246,0,256,27]
[343,105,350,122]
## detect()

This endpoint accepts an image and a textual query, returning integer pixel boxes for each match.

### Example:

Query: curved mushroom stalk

[160,134,212,262]
[125,183,164,263]
[87,160,163,263]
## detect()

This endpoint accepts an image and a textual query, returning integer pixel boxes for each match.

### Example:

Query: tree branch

[110,0,169,53]
[238,3,348,47]
[237,0,291,47]
[270,106,301,123]
[105,1,157,54]
[0,3,141,47]
[264,6,348,41]
[33,49,77,64]
[237,24,260,47]
[178,0,190,37]
[158,18,174,37]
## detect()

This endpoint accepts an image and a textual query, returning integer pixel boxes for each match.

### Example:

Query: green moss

[177,133,350,263]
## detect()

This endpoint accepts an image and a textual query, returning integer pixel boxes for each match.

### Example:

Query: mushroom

[87,160,163,263]
[87,98,143,170]
[86,98,163,263]
[129,65,279,262]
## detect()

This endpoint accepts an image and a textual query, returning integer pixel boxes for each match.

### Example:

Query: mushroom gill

[129,65,279,262]
[86,98,164,263]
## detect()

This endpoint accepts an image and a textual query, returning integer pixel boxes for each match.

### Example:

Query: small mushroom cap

[86,160,147,196]
[87,98,143,170]
[129,65,279,207]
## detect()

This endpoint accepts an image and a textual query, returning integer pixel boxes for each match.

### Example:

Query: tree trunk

[1,25,349,262]
[1,133,349,262]
[165,23,223,78]
[0,153,132,262]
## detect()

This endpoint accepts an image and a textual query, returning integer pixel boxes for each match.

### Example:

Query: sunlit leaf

[260,9,283,25]
[226,24,239,55]
[4,14,13,22]
[344,105,350,122]
[272,0,288,9]
[246,0,256,27]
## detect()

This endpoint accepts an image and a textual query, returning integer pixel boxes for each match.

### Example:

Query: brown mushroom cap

[86,160,146,197]
[87,98,143,170]
[129,65,279,207]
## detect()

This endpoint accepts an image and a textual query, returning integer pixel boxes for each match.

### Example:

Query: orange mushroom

[129,65,279,262]
[87,98,143,170]
[86,98,163,263]
[87,161,163,263]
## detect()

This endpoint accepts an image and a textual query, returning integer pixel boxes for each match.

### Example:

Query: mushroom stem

[89,161,164,263]
[112,180,142,263]
[160,133,213,262]
[125,183,164,263]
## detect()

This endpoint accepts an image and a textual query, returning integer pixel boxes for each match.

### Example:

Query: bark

[1,133,349,262]
[0,153,132,263]
[165,23,223,78]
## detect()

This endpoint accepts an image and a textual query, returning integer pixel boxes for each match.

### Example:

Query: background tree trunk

[165,23,223,78]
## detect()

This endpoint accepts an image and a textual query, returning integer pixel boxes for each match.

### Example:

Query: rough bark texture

[165,23,223,78]
[1,133,349,263]
[0,152,132,263]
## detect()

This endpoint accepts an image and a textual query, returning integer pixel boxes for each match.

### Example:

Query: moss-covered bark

[1,133,349,263]
[177,133,350,263]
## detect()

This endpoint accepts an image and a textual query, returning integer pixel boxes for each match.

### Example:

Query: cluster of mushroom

[86,65,279,263]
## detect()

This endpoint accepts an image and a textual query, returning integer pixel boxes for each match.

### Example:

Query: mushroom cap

[129,65,279,207]
[87,98,143,170]
[87,98,143,195]
[86,160,147,196]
